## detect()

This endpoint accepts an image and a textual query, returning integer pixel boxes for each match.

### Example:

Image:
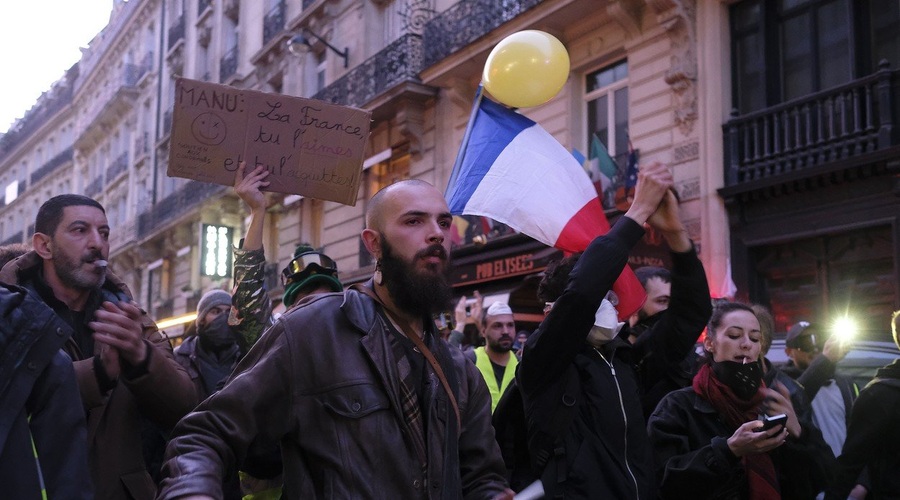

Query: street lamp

[287,28,349,68]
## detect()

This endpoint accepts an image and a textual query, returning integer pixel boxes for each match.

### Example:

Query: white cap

[486,302,513,317]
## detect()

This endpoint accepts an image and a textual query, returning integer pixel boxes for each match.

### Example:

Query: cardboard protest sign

[168,77,371,206]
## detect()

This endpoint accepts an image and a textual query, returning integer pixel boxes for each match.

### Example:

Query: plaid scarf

[384,318,429,474]
[693,363,780,500]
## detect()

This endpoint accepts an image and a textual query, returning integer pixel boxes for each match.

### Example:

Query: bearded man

[0,194,197,500]
[467,302,517,413]
[159,180,511,500]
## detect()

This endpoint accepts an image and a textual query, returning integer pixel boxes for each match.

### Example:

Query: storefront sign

[452,244,561,287]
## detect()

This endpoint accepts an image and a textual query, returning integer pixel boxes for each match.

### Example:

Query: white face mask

[586,299,625,347]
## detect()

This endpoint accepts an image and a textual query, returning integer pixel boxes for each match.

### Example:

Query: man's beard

[54,247,107,291]
[487,336,513,353]
[379,238,453,318]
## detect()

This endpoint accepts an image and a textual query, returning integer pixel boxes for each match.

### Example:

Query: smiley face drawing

[191,112,227,145]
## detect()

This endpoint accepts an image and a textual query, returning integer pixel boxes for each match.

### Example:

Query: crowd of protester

[1,159,898,500]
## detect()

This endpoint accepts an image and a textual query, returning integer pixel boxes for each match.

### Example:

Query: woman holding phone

[647,301,834,499]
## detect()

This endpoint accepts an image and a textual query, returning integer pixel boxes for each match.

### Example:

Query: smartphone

[760,413,787,432]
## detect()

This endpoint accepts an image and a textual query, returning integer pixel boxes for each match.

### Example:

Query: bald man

[159,180,511,499]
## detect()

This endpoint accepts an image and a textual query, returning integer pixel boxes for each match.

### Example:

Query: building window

[731,0,899,114]
[584,60,629,209]
[316,52,327,93]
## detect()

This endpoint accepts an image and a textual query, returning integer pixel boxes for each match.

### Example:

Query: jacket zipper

[595,347,640,500]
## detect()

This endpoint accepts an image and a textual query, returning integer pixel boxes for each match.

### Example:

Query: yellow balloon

[482,30,570,108]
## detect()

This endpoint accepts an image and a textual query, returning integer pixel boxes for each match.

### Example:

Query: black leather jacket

[160,282,508,499]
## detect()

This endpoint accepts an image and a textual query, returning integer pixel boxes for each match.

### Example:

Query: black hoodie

[826,359,900,499]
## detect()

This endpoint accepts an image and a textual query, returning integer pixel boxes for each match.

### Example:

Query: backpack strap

[352,284,461,428]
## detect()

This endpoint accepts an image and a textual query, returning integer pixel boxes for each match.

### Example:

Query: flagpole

[444,84,485,197]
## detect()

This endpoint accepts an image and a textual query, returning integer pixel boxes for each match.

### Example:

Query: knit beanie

[282,244,342,307]
[197,289,232,323]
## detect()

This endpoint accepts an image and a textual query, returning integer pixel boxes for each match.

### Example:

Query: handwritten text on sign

[168,77,371,206]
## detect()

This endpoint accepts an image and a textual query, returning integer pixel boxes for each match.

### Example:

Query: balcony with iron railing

[76,63,142,135]
[220,46,238,82]
[314,33,424,107]
[30,147,74,185]
[137,51,154,82]
[168,14,185,51]
[423,0,543,68]
[722,61,898,195]
[1,84,73,154]
[106,152,129,181]
[137,181,227,238]
[263,0,285,46]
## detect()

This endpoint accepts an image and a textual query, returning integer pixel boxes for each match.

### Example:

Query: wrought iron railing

[314,33,423,107]
[263,0,285,46]
[1,84,73,154]
[220,46,238,81]
[107,152,129,180]
[423,0,543,68]
[84,176,104,197]
[78,63,142,131]
[168,14,185,51]
[30,147,74,185]
[724,62,897,188]
[137,181,227,238]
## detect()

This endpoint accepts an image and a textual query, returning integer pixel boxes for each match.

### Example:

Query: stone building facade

[0,0,896,338]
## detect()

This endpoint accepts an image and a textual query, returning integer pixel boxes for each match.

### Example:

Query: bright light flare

[831,316,858,343]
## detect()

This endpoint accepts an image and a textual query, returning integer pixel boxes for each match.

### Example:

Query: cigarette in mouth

[94,260,108,268]
[743,356,747,365]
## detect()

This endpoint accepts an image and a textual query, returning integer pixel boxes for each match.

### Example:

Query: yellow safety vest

[473,346,517,413]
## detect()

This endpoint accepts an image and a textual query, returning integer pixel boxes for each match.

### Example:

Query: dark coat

[825,360,900,499]
[628,239,712,419]
[0,284,92,499]
[517,218,707,499]
[648,386,835,499]
[763,358,813,424]
[159,282,509,499]
[0,251,199,500]
[781,356,858,427]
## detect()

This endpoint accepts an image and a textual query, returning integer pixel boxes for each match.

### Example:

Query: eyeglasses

[281,252,338,286]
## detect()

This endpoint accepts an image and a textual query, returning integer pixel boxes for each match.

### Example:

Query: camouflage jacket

[229,246,274,349]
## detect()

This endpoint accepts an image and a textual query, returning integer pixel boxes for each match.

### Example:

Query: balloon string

[444,84,485,198]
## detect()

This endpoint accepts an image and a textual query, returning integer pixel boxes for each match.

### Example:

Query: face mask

[712,359,763,400]
[586,299,625,347]
[199,313,236,350]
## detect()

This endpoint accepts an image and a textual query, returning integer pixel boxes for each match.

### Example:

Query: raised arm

[230,162,274,348]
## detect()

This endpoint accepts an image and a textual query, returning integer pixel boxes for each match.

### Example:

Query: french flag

[446,96,645,320]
